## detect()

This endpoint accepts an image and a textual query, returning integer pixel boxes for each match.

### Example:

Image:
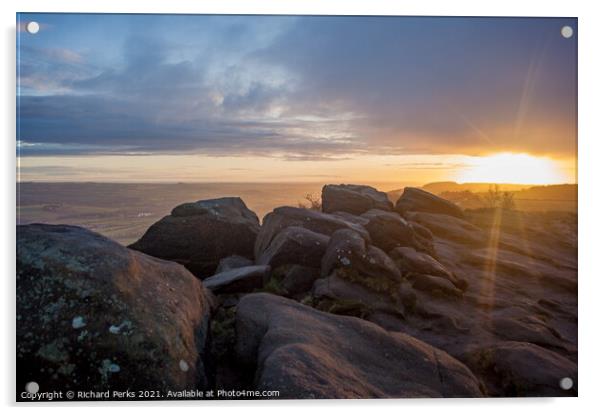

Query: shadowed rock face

[312,275,400,317]
[257,226,329,269]
[396,187,465,218]
[129,197,260,278]
[281,265,321,297]
[235,293,484,398]
[17,224,212,393]
[322,184,393,215]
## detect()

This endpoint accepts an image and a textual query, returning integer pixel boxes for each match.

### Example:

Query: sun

[456,153,568,185]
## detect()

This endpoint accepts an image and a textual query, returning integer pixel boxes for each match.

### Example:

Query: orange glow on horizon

[455,153,572,185]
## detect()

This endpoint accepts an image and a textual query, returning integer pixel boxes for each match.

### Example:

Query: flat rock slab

[235,293,483,398]
[204,265,270,294]
[215,255,254,273]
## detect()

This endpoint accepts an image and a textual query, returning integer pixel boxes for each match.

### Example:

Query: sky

[16,14,577,184]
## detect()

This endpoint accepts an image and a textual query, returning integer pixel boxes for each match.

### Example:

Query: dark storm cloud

[17,14,576,158]
[256,16,577,156]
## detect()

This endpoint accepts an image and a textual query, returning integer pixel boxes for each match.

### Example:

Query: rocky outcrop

[322,184,393,215]
[129,197,260,278]
[321,229,401,290]
[17,224,212,394]
[254,206,369,259]
[203,265,270,295]
[257,226,329,269]
[396,187,464,218]
[17,183,578,399]
[235,293,483,398]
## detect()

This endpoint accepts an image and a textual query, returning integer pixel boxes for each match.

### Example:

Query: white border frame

[3,1,601,414]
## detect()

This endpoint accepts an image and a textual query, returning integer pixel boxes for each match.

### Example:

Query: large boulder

[235,293,483,398]
[254,206,369,259]
[256,226,329,269]
[360,209,433,253]
[322,184,393,215]
[463,341,577,397]
[321,229,401,288]
[129,197,260,278]
[203,265,270,295]
[396,187,464,218]
[17,224,212,395]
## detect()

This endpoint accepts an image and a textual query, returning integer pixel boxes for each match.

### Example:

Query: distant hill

[513,184,577,201]
[422,182,533,194]
[387,182,577,212]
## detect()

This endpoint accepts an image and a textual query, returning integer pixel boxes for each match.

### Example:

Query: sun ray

[480,206,503,313]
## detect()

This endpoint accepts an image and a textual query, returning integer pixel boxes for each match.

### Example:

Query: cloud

[384,162,471,170]
[17,15,577,159]
[17,164,136,179]
[256,16,577,157]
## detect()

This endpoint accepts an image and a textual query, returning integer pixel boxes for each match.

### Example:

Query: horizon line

[15,180,578,186]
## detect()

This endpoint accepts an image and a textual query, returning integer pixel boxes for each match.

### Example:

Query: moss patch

[256,264,290,296]
[210,306,236,361]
